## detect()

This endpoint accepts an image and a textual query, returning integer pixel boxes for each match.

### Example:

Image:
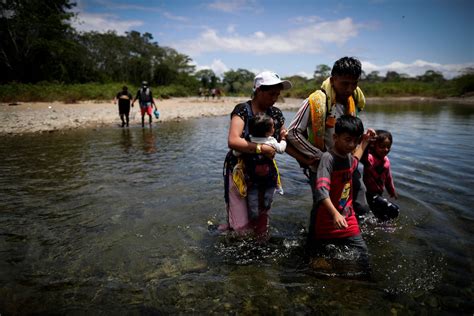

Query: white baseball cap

[254,71,292,91]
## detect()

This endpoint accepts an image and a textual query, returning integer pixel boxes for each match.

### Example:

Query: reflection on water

[0,102,473,314]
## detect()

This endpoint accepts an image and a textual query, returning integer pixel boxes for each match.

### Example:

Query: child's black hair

[331,56,362,78]
[375,129,393,145]
[335,115,364,138]
[249,113,273,137]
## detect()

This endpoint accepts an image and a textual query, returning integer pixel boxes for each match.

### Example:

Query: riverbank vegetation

[1,0,473,103]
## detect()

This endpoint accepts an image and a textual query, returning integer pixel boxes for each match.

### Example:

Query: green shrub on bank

[1,75,473,103]
[0,82,124,103]
[0,82,194,103]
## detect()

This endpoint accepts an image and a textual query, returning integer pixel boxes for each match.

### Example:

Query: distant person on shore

[232,113,287,222]
[361,129,399,221]
[286,56,371,220]
[132,81,157,127]
[309,115,375,271]
[114,86,133,127]
[219,71,292,240]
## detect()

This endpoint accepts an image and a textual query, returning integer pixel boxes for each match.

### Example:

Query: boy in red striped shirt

[309,115,375,268]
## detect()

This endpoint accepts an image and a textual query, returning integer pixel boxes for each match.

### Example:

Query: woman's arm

[228,115,276,158]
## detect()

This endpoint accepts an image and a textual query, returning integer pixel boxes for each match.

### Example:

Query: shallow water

[0,102,473,314]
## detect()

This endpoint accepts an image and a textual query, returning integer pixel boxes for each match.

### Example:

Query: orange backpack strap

[308,90,327,151]
[347,95,356,116]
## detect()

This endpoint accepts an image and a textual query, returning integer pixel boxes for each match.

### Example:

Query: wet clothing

[246,136,286,220]
[223,101,285,235]
[361,152,396,197]
[307,150,369,275]
[361,152,399,220]
[312,151,361,240]
[116,91,133,115]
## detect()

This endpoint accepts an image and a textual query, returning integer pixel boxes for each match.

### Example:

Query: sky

[72,0,474,79]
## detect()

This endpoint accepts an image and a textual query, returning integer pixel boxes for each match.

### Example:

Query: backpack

[140,88,151,102]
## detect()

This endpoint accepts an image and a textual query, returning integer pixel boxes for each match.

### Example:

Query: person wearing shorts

[132,81,156,127]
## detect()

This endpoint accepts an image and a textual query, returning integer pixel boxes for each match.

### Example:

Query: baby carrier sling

[223,102,280,203]
[241,102,278,189]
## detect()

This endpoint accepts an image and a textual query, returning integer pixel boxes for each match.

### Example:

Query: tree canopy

[1,0,472,99]
[0,0,196,86]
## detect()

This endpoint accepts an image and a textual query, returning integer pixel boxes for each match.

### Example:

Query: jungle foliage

[1,0,473,102]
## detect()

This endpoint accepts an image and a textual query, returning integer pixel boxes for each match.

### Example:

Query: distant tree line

[1,0,473,102]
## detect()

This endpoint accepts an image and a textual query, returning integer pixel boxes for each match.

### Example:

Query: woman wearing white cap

[220,71,292,239]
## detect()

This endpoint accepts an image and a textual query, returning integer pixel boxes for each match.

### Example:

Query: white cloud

[294,71,313,79]
[195,59,229,77]
[227,24,236,34]
[173,18,360,55]
[210,59,230,77]
[208,0,258,13]
[162,12,188,22]
[72,12,142,34]
[290,16,323,24]
[362,59,474,79]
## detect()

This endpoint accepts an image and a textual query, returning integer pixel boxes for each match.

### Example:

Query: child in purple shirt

[361,130,399,220]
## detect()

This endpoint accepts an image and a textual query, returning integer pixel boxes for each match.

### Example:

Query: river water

[0,101,473,314]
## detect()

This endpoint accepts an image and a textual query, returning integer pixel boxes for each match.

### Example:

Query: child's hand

[362,128,376,142]
[333,212,348,229]
[280,129,288,140]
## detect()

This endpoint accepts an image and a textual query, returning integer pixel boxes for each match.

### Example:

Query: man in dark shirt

[115,86,133,127]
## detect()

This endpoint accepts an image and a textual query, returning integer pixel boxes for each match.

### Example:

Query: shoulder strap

[308,90,327,150]
[243,101,253,139]
[352,86,365,113]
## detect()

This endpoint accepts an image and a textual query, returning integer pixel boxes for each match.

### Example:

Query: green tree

[154,47,195,86]
[385,71,402,82]
[418,70,445,82]
[313,64,331,81]
[194,69,219,88]
[0,0,79,83]
[366,71,381,82]
[223,68,255,94]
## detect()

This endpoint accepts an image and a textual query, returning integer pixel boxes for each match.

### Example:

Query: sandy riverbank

[0,97,303,135]
[1,96,473,135]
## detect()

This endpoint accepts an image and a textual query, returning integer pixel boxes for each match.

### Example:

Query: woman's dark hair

[249,113,274,137]
[122,86,128,91]
[335,115,364,137]
[375,129,393,145]
[331,56,362,78]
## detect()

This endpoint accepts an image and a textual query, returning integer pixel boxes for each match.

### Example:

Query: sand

[0,97,304,135]
[1,96,472,135]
